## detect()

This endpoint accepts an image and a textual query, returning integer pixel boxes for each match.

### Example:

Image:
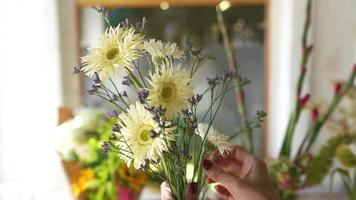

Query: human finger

[184,182,198,200]
[203,159,246,195]
[160,182,174,200]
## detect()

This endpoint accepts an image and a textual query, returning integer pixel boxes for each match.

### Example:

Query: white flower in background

[82,26,144,80]
[196,123,232,156]
[118,102,175,169]
[144,39,184,65]
[54,108,106,162]
[147,63,194,118]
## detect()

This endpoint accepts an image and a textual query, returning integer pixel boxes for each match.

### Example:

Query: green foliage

[305,133,356,185]
[336,144,356,168]
[267,157,301,200]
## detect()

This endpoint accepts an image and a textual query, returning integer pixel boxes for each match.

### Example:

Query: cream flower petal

[82,26,144,80]
[118,102,175,169]
[196,123,232,156]
[144,39,184,65]
[147,63,194,118]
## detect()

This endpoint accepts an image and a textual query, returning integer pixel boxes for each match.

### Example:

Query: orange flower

[71,168,94,197]
[118,165,148,192]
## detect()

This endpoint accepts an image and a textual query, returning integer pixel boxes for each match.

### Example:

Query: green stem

[125,67,143,90]
[216,9,253,152]
[300,70,356,155]
[279,0,313,158]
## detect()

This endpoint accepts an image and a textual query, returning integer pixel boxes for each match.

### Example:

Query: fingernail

[203,159,212,170]
[215,185,230,197]
[188,182,198,193]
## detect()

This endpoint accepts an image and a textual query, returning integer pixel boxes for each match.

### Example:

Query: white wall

[268,0,356,157]
[268,0,295,157]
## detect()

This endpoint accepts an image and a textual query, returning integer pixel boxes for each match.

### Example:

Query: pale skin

[161,145,280,200]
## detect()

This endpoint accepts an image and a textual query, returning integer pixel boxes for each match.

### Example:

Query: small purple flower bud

[122,76,131,86]
[93,72,101,83]
[112,124,119,132]
[107,110,118,118]
[196,94,203,102]
[156,106,166,114]
[87,89,95,95]
[223,70,234,79]
[152,159,160,165]
[112,94,119,100]
[150,130,160,138]
[122,91,128,97]
[145,106,154,112]
[207,77,219,88]
[182,109,189,116]
[138,90,149,103]
[152,113,160,122]
[188,96,196,105]
[101,142,110,153]
[72,67,81,74]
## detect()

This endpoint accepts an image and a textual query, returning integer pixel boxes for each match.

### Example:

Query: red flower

[334,82,342,95]
[311,108,319,122]
[353,64,356,73]
[299,94,310,107]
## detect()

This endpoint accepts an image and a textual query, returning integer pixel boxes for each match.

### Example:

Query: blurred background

[0,0,355,199]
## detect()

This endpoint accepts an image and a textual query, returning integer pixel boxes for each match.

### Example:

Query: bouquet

[73,15,265,199]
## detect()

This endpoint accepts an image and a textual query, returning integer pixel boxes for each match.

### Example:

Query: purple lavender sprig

[138,90,149,103]
[122,76,132,86]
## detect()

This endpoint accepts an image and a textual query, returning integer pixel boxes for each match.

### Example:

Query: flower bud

[334,82,342,95]
[299,94,310,108]
[311,108,319,122]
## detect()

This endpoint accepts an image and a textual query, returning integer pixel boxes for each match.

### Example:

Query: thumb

[185,182,198,200]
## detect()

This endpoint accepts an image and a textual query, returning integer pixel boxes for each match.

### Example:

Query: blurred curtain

[0,0,72,199]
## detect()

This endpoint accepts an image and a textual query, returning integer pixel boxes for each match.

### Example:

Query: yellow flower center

[160,84,175,101]
[139,128,152,144]
[106,48,119,60]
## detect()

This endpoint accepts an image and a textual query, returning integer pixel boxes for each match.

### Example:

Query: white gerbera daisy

[118,102,174,169]
[82,26,144,80]
[196,123,232,156]
[147,63,194,118]
[144,39,184,65]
